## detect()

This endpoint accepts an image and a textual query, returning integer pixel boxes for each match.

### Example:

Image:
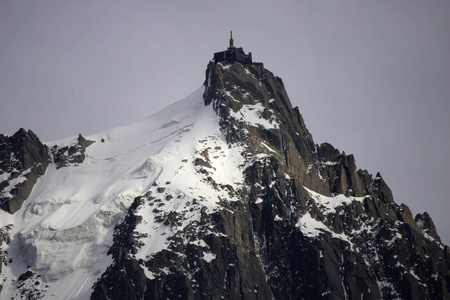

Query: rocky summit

[0,52,449,299]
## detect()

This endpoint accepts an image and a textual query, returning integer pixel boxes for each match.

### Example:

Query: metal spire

[229,31,234,47]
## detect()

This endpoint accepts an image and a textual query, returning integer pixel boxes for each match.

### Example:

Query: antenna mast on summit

[229,31,234,48]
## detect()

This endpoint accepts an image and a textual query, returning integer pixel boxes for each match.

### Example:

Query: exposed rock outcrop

[91,60,450,299]
[3,57,447,299]
[0,129,50,213]
[203,61,450,299]
[51,134,94,169]
[0,130,94,214]
[0,224,13,294]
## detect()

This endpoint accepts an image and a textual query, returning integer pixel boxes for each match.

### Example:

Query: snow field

[132,109,247,277]
[0,87,237,299]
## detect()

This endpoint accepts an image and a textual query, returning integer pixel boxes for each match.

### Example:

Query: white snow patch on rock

[203,252,216,263]
[305,187,367,215]
[229,103,279,130]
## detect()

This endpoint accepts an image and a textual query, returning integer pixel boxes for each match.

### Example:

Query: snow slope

[2,79,446,299]
[0,87,245,299]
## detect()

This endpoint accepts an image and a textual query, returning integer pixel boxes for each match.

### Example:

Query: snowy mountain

[1,56,449,299]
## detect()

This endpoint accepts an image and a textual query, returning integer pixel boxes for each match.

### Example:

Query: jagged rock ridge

[0,131,94,213]
[91,61,449,299]
[0,59,449,299]
[0,129,50,214]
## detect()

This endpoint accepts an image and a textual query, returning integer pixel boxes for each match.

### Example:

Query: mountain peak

[0,54,449,299]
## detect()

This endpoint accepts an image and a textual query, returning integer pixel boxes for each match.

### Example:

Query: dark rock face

[0,130,41,291]
[0,129,50,213]
[92,61,450,299]
[50,134,94,169]
[92,193,274,300]
[91,196,148,300]
[0,224,13,294]
[0,130,94,214]
[416,212,441,242]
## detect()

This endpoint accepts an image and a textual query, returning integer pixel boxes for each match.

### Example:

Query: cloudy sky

[1,1,449,244]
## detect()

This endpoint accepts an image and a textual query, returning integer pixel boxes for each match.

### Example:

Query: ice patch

[305,187,367,215]
[296,212,353,247]
[203,252,216,263]
[229,103,279,130]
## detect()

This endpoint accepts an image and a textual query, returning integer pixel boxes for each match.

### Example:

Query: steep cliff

[0,59,449,300]
[0,129,50,214]
[92,61,450,299]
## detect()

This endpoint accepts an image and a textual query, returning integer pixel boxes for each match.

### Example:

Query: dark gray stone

[90,59,450,299]
[51,134,94,169]
[0,129,50,213]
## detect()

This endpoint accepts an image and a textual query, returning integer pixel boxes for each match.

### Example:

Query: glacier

[0,86,245,299]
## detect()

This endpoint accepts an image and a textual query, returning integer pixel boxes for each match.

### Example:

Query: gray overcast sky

[1,1,449,244]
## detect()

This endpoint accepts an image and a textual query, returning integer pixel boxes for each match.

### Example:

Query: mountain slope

[0,60,449,299]
[0,87,241,299]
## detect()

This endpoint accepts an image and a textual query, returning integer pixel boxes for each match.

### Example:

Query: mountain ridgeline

[0,58,449,299]
[201,60,450,299]
[92,61,450,298]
